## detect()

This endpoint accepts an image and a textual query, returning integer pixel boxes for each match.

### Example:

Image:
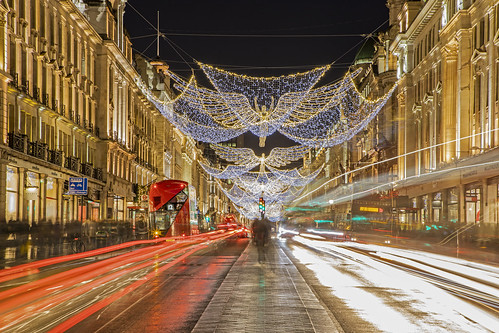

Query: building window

[6,166,19,221]
[448,188,459,224]
[46,177,58,222]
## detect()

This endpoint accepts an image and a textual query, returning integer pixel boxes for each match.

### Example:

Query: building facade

[302,0,499,241]
[0,0,234,230]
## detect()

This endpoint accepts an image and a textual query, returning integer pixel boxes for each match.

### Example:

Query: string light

[210,143,310,169]
[137,63,395,149]
[133,61,397,219]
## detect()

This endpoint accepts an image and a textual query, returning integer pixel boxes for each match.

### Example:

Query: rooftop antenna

[150,11,168,73]
[156,11,160,58]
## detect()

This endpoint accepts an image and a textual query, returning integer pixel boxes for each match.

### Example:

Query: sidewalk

[192,240,341,333]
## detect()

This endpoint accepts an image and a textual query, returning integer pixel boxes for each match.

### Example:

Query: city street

[0,232,497,332]
[2,0,499,331]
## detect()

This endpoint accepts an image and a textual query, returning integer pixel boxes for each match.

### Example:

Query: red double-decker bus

[149,180,198,237]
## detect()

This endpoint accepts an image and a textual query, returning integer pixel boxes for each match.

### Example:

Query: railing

[21,79,29,95]
[28,141,48,160]
[81,162,94,177]
[64,156,81,173]
[48,149,63,166]
[43,93,50,107]
[7,132,28,153]
[438,223,479,246]
[9,73,18,89]
[93,167,103,181]
[33,86,41,102]
[52,99,59,113]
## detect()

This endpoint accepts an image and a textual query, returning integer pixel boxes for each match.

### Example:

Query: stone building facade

[304,0,499,240]
[0,0,233,229]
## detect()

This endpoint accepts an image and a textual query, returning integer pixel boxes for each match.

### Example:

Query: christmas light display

[280,81,398,147]
[133,60,397,219]
[210,143,310,169]
[136,63,395,149]
[198,161,258,179]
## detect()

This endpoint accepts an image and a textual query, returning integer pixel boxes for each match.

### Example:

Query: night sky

[124,0,389,150]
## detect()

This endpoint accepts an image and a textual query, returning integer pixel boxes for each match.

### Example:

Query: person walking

[252,218,270,263]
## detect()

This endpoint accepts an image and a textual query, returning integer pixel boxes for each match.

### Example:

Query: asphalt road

[68,236,249,333]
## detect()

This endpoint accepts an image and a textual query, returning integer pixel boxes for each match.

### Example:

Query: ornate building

[0,0,233,229]
[300,0,499,241]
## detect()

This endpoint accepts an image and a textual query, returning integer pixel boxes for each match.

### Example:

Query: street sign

[67,177,88,195]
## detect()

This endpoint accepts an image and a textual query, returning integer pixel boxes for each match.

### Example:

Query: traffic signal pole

[259,196,265,219]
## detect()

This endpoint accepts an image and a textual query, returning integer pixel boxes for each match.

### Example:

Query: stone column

[40,173,47,222]
[57,178,63,223]
[441,44,458,162]
[397,90,406,179]
[19,168,25,222]
[0,157,7,223]
[459,183,466,226]
[456,30,472,158]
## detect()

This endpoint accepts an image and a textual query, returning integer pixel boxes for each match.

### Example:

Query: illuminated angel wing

[168,71,251,129]
[199,160,256,179]
[264,145,310,168]
[210,143,260,166]
[283,69,361,127]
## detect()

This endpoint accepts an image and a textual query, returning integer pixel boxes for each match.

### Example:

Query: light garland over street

[136,63,396,148]
[135,61,396,219]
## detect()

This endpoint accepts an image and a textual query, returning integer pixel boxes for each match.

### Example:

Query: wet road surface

[68,236,248,332]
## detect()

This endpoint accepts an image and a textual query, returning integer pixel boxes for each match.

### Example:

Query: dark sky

[124,0,389,151]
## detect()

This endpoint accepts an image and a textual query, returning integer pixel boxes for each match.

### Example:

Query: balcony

[64,156,81,173]
[93,167,103,181]
[33,87,41,102]
[48,149,63,167]
[43,93,50,107]
[9,73,18,89]
[21,80,29,95]
[52,99,59,113]
[7,132,28,154]
[81,162,94,177]
[28,141,48,160]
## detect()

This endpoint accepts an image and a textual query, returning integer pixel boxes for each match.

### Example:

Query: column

[441,44,458,162]
[456,30,472,158]
[0,159,7,223]
[57,178,63,223]
[40,174,47,222]
[459,183,465,226]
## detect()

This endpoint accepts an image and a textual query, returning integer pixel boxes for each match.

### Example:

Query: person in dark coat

[252,218,270,263]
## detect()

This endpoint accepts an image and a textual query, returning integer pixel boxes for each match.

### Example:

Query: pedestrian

[252,218,270,263]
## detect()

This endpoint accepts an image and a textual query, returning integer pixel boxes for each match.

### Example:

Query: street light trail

[295,127,499,203]
[288,236,499,332]
[0,231,240,333]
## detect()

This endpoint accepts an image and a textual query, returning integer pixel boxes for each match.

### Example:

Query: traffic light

[259,197,265,214]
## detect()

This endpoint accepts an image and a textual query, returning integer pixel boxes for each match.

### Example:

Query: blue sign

[68,177,88,195]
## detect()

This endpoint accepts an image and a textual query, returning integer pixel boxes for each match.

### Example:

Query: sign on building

[67,177,88,195]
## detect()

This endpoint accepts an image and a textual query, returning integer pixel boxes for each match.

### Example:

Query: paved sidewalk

[192,240,341,333]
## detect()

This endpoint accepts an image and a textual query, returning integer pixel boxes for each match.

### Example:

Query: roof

[354,38,376,65]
